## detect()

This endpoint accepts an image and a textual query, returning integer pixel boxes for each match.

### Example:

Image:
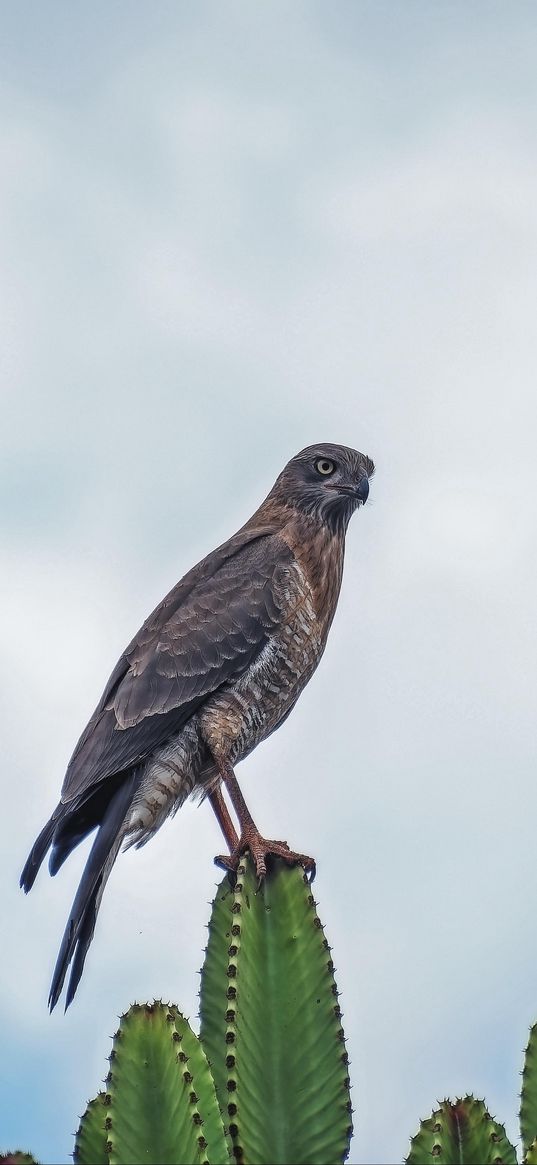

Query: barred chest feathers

[200,522,345,765]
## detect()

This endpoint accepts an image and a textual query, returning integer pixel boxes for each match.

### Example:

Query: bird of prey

[21,442,374,1010]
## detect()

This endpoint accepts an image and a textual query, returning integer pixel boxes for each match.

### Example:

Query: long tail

[47,771,138,1011]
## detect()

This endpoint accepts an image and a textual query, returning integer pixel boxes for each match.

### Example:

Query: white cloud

[306,115,537,245]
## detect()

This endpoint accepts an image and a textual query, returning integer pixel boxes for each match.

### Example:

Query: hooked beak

[326,475,370,504]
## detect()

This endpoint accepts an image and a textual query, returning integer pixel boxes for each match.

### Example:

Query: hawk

[21,442,374,1009]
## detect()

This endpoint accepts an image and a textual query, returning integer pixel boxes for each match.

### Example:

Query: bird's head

[272,443,375,532]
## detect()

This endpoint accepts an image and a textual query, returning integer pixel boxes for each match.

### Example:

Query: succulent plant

[404,1022,537,1164]
[200,856,352,1165]
[74,1002,229,1165]
[405,1095,516,1164]
[14,859,537,1165]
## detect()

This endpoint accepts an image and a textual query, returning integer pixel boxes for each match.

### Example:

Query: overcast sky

[2,3,537,1163]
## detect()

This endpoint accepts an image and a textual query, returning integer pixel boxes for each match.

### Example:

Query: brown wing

[61,526,293,802]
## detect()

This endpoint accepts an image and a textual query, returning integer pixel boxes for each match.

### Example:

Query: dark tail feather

[48,824,93,878]
[20,813,59,893]
[48,771,138,1012]
[21,772,127,892]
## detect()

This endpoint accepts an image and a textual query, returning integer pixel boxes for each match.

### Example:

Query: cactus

[402,1017,537,1163]
[74,1002,230,1165]
[69,855,353,1165]
[405,1095,516,1164]
[403,1017,537,1163]
[24,859,537,1165]
[200,857,352,1165]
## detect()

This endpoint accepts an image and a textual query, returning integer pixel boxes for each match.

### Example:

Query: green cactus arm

[521,1024,537,1153]
[74,1092,109,1164]
[0,1154,40,1163]
[200,857,352,1165]
[405,1096,516,1164]
[105,1001,227,1165]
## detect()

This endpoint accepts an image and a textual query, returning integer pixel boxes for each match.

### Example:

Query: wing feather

[61,526,293,802]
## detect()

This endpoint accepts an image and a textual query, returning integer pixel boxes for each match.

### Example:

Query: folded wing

[62,523,289,801]
[21,524,295,1009]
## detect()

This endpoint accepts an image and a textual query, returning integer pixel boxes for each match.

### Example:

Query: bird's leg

[208,785,239,852]
[214,764,316,881]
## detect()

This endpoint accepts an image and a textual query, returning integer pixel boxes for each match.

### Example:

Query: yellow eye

[315,457,336,476]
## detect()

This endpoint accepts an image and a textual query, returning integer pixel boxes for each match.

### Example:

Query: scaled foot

[215,828,316,881]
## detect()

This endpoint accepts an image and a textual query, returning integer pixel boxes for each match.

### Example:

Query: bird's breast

[199,558,328,766]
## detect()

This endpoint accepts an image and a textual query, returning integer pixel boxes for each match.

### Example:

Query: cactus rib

[170,1007,232,1163]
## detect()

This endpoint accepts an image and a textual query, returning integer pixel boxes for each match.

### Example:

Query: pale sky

[2,3,537,1163]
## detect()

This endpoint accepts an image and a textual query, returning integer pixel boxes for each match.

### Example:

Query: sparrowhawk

[21,442,374,1009]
